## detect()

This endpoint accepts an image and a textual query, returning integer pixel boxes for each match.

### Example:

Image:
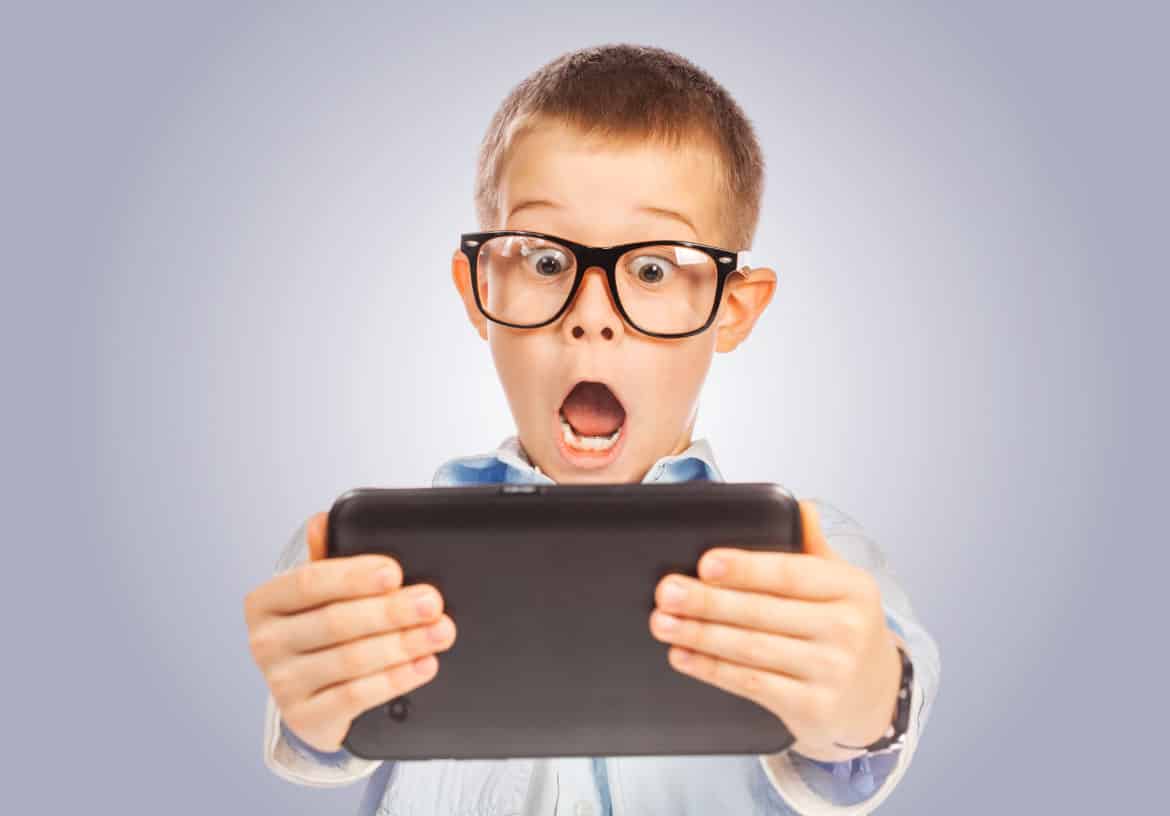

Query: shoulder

[431,451,511,486]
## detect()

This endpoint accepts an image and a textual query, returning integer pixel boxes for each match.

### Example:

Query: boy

[244,43,940,815]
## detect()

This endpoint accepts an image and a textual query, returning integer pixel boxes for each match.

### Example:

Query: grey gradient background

[5,1,1166,813]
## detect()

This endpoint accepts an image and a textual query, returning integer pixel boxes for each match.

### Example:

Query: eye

[521,244,570,277]
[628,255,676,285]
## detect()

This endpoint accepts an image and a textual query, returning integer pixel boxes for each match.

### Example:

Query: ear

[714,265,776,352]
[452,248,488,340]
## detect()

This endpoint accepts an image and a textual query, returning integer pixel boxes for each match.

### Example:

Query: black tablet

[326,481,803,760]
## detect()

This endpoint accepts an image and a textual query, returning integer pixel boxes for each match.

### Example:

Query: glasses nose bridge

[565,244,623,321]
[572,245,625,305]
[573,244,619,279]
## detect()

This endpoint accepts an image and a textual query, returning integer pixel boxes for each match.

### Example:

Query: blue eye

[629,255,675,284]
[523,245,570,277]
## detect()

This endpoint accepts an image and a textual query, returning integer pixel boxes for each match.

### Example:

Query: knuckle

[248,626,280,664]
[348,561,377,595]
[379,666,410,701]
[294,564,318,599]
[268,667,299,706]
[394,660,427,691]
[405,626,434,661]
[688,621,710,653]
[834,608,865,643]
[744,597,768,631]
[400,628,425,660]
[382,593,406,631]
[742,632,771,667]
[242,590,259,623]
[322,603,351,642]
[690,581,710,616]
[818,647,852,681]
[768,562,792,596]
[340,676,370,709]
[386,662,415,692]
[710,657,732,687]
[281,704,314,736]
[337,641,370,676]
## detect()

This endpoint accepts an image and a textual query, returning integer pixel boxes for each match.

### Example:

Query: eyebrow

[638,206,699,238]
[506,200,699,239]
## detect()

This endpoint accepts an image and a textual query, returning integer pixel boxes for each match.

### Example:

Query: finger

[278,583,445,654]
[696,548,854,600]
[649,609,820,680]
[284,653,441,745]
[666,645,812,718]
[654,575,831,639]
[255,554,403,617]
[307,512,328,562]
[797,500,842,561]
[272,615,456,703]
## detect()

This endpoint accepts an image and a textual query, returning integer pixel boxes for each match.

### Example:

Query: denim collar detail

[432,435,725,487]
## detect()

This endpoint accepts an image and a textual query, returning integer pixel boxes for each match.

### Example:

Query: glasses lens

[476,235,577,326]
[615,245,718,334]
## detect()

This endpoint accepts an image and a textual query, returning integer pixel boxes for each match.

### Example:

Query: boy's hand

[648,500,902,763]
[244,512,457,753]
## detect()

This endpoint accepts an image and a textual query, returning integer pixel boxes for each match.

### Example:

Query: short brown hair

[474,43,765,250]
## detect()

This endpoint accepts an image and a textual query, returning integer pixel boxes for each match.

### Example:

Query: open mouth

[557,380,627,455]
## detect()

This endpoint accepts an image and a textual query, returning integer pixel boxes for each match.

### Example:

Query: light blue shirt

[264,436,941,815]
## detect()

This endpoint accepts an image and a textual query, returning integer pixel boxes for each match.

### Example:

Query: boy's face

[453,119,776,483]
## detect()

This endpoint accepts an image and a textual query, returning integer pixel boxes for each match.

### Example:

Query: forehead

[497,119,725,246]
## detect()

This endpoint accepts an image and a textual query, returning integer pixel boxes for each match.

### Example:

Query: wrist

[833,637,913,755]
[789,738,867,764]
[853,635,902,744]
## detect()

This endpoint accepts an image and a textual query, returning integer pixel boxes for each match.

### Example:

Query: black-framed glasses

[459,230,754,339]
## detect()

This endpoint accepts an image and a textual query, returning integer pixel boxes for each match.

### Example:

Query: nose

[562,266,622,342]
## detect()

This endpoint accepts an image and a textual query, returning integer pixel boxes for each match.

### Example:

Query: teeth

[560,414,623,452]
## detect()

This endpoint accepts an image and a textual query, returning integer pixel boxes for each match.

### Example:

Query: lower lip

[552,411,629,471]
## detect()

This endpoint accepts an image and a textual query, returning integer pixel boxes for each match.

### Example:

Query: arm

[757,498,941,813]
[260,517,386,787]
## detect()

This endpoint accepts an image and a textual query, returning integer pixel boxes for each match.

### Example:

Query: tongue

[561,381,626,437]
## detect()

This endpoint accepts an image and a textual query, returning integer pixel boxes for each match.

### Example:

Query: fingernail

[413,655,436,676]
[415,591,437,617]
[662,581,687,606]
[427,618,450,643]
[375,566,398,590]
[702,556,727,579]
[655,611,680,631]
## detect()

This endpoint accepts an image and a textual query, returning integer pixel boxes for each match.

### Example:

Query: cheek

[489,331,554,416]
[632,339,716,426]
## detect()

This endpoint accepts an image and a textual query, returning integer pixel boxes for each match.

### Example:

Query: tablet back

[327,481,803,760]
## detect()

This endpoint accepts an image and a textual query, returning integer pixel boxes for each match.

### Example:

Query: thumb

[307,512,329,562]
[798,499,841,561]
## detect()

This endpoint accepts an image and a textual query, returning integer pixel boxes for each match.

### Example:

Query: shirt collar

[432,435,725,486]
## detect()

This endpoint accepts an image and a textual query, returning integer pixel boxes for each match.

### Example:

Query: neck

[669,408,699,457]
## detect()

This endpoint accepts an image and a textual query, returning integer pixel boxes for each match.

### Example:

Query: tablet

[326,481,803,760]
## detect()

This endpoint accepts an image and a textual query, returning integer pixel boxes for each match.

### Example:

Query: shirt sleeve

[757,497,941,814]
[260,517,386,787]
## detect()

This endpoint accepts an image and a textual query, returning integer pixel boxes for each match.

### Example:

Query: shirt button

[573,802,594,816]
